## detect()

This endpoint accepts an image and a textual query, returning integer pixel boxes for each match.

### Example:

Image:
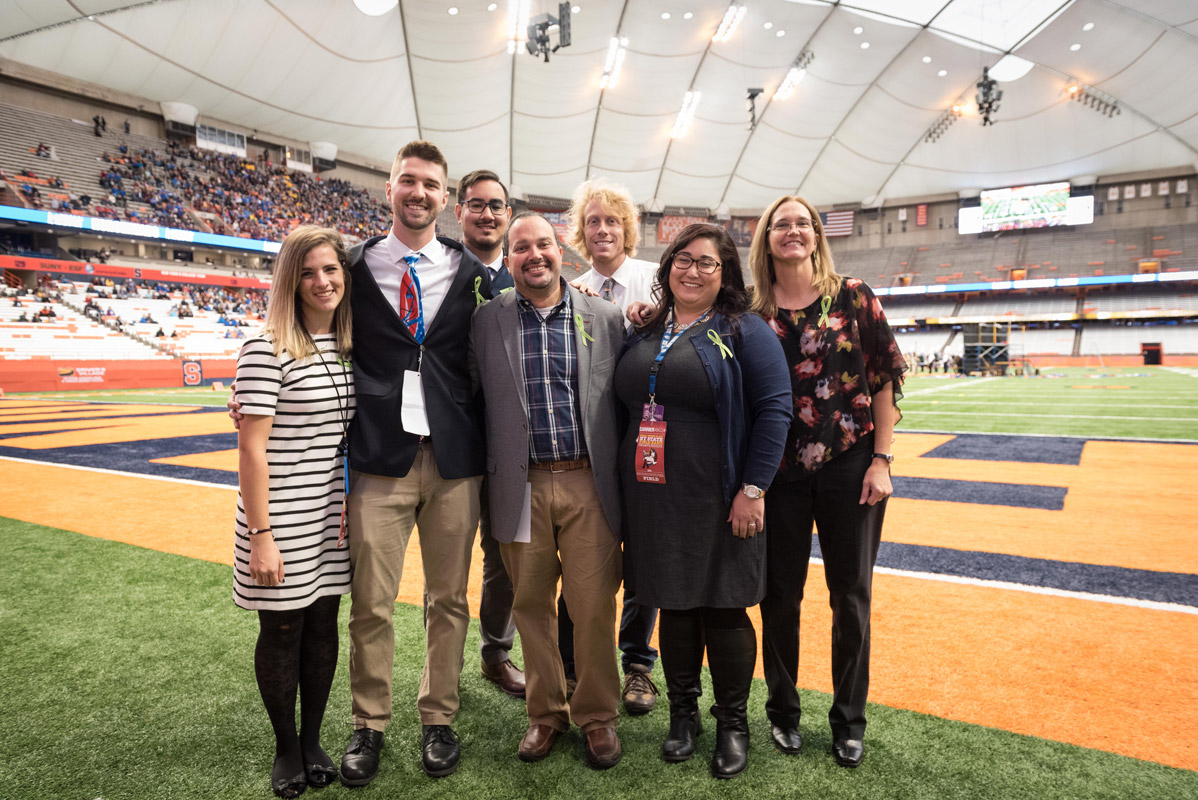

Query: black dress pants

[759,436,886,740]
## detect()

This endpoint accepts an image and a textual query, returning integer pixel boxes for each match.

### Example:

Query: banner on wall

[657,216,709,245]
[536,211,572,241]
[916,204,928,226]
[1107,186,1119,201]
[0,254,271,289]
[722,217,758,247]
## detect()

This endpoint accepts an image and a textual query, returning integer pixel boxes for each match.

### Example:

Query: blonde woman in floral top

[748,196,907,770]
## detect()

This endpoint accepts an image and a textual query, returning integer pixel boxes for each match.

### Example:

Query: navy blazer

[490,265,514,292]
[347,234,492,480]
[627,312,792,503]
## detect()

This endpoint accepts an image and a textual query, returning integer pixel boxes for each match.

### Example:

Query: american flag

[820,210,854,237]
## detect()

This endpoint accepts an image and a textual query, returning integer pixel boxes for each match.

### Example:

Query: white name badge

[514,482,532,543]
[401,369,431,436]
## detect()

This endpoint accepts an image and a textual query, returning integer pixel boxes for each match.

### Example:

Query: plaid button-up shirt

[517,287,586,463]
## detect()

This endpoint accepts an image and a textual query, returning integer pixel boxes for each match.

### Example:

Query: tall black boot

[705,626,756,780]
[658,612,705,762]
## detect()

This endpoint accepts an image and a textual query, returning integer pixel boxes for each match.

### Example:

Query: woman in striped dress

[234,225,355,798]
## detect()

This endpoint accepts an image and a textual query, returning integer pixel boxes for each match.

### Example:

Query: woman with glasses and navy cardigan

[614,223,791,780]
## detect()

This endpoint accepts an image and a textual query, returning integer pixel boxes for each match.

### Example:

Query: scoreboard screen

[959,181,1093,234]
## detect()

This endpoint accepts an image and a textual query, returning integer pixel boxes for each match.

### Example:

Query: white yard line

[1163,367,1198,378]
[0,455,236,489]
[813,559,1198,615]
[901,377,1000,397]
[901,410,1197,420]
[902,400,1195,409]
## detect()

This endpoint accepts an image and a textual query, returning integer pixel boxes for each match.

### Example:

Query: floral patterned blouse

[765,277,907,478]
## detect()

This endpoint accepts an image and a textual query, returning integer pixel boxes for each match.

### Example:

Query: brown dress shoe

[481,659,527,698]
[621,664,659,715]
[517,724,560,762]
[583,727,622,770]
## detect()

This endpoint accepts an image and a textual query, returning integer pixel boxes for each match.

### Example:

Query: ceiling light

[507,0,530,55]
[1070,43,1081,51]
[860,42,870,49]
[776,30,785,37]
[764,22,773,30]
[938,69,947,77]
[573,4,580,11]
[447,6,458,15]
[661,12,671,19]
[1082,22,1094,31]
[487,2,497,9]
[922,56,931,63]
[712,3,747,43]
[353,0,398,15]
[684,12,693,20]
[671,91,701,139]
[853,26,863,35]
[773,66,806,101]
[600,36,628,90]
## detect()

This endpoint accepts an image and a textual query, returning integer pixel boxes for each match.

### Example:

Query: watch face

[743,485,763,498]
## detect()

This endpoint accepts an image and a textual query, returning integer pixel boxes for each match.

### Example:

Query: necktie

[600,277,615,302]
[399,253,424,342]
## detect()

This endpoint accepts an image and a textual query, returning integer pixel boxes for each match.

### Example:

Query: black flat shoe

[304,762,337,788]
[271,769,307,798]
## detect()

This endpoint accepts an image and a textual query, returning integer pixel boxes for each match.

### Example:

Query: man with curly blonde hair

[562,178,660,716]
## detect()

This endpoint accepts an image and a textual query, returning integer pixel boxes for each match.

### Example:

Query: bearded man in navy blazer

[339,140,491,784]
[470,212,627,770]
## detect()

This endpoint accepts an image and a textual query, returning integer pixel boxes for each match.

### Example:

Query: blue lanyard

[649,307,712,400]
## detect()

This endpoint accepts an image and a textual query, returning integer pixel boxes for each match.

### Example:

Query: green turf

[1,518,1193,799]
[899,366,1198,440]
[9,386,232,406]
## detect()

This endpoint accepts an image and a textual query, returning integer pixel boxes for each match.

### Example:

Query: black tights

[255,595,340,781]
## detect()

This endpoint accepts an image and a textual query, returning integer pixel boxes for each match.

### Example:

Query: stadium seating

[0,297,169,360]
[1079,322,1198,355]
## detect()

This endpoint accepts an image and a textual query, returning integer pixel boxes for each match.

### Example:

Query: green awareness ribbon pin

[574,313,595,346]
[818,295,832,328]
[707,329,733,359]
[473,276,486,306]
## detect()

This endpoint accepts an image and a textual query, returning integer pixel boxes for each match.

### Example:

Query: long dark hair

[640,223,749,335]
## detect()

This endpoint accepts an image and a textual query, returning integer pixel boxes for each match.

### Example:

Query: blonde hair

[264,225,352,360]
[749,195,842,319]
[565,178,640,259]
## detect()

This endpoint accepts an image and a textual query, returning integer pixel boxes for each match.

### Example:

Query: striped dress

[233,332,355,611]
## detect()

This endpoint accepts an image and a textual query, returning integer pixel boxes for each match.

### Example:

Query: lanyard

[648,307,712,405]
[311,337,352,495]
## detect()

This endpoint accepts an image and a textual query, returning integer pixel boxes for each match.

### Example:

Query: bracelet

[248,526,273,538]
[872,453,894,465]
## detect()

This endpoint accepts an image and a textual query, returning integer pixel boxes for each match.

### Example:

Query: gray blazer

[469,285,625,544]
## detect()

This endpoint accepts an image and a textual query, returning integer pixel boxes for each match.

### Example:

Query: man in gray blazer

[469,212,626,770]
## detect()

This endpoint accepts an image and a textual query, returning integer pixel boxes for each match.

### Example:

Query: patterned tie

[600,277,615,302]
[398,253,424,342]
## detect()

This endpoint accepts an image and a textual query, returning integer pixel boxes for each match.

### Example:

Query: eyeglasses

[768,219,815,234]
[463,198,507,215]
[671,253,721,274]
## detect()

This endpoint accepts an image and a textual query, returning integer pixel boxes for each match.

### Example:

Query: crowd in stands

[94,142,390,242]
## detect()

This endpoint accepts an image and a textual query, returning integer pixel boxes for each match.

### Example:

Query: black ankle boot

[658,612,705,763]
[704,626,757,780]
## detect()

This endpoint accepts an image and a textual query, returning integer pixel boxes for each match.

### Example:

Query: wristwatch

[872,453,894,464]
[741,484,765,500]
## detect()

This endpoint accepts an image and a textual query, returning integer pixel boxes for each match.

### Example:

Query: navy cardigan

[628,312,792,503]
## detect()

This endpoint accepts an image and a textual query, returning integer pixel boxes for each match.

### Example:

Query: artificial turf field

[1,365,1195,799]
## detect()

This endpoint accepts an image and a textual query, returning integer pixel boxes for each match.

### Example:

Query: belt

[528,456,590,473]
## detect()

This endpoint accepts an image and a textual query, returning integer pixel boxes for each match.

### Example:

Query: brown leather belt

[528,457,590,473]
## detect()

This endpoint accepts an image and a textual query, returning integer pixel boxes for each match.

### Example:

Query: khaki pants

[500,466,622,733]
[347,443,481,729]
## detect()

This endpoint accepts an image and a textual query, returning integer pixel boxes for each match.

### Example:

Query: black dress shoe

[662,710,701,762]
[421,725,460,778]
[832,737,864,768]
[770,723,802,755]
[340,728,384,787]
